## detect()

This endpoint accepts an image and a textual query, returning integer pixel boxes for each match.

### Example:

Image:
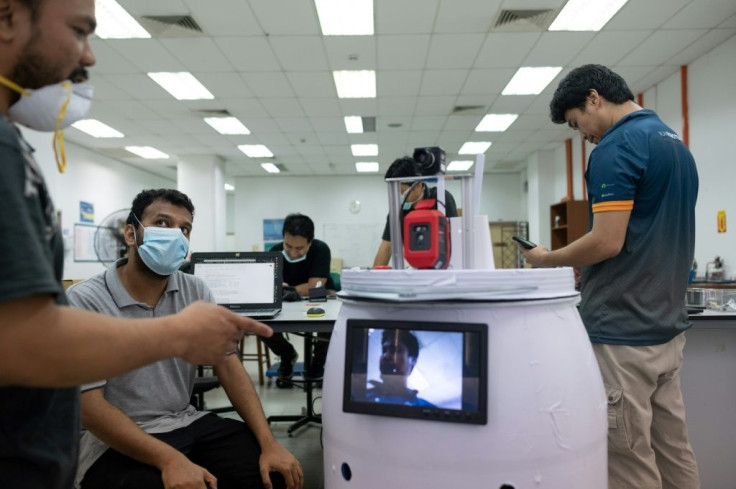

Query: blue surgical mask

[134,216,189,276]
[282,249,307,264]
[402,187,420,211]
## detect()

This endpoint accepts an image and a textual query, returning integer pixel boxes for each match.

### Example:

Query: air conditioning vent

[492,9,558,32]
[452,105,486,115]
[139,15,204,37]
[194,109,232,116]
[361,116,376,132]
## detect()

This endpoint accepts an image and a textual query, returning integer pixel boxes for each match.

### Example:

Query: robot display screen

[343,319,487,425]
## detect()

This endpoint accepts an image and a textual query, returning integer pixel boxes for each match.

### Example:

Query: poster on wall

[263,218,284,251]
[74,223,99,262]
[79,201,94,223]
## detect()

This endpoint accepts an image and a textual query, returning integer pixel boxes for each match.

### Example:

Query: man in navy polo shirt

[521,64,700,489]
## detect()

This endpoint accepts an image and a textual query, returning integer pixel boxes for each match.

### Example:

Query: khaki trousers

[593,333,700,489]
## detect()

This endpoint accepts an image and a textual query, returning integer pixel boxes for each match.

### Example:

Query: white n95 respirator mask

[0,75,94,173]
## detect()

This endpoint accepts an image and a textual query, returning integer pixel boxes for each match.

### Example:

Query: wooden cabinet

[550,200,589,250]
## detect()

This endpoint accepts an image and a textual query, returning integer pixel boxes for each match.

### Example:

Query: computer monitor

[343,319,487,425]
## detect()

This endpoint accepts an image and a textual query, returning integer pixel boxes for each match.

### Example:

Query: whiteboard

[323,222,385,269]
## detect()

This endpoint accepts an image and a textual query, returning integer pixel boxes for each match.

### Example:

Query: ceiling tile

[269,37,330,71]
[160,38,234,72]
[426,34,486,69]
[215,37,281,71]
[375,0,439,35]
[247,0,321,35]
[377,35,432,70]
[475,32,540,68]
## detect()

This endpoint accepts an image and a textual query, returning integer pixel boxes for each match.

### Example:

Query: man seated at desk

[266,213,335,388]
[67,189,302,489]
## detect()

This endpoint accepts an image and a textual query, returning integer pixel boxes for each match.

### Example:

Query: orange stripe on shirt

[592,200,634,213]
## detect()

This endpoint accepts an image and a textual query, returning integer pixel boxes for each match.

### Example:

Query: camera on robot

[412,146,446,175]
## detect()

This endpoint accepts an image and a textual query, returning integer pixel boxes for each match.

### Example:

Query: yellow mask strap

[0,75,31,96]
[52,82,72,173]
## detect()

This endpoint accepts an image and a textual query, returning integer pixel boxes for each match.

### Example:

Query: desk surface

[262,299,341,333]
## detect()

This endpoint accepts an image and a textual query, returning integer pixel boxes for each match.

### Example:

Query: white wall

[525,33,736,279]
[20,128,173,279]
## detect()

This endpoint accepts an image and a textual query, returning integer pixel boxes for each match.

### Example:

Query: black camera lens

[412,146,446,175]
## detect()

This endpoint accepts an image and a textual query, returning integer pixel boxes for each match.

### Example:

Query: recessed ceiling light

[344,116,363,134]
[333,71,376,98]
[315,0,374,35]
[475,114,519,132]
[459,142,492,154]
[351,144,378,156]
[224,183,235,191]
[147,72,214,100]
[204,117,250,135]
[355,162,379,173]
[502,67,562,95]
[238,145,274,158]
[261,163,280,174]
[72,119,124,138]
[125,146,169,159]
[549,0,629,31]
[447,160,474,172]
[95,0,150,39]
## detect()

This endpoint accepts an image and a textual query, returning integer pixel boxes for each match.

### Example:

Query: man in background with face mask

[372,156,458,268]
[0,2,273,488]
[66,189,303,489]
[266,214,334,387]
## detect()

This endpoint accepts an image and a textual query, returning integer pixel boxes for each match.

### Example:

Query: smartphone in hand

[512,236,537,250]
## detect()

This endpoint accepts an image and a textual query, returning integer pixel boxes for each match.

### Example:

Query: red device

[403,199,451,269]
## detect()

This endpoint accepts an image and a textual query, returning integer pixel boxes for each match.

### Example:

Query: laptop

[190,251,283,318]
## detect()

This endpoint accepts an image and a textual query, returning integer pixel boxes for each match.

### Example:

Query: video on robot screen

[344,320,485,419]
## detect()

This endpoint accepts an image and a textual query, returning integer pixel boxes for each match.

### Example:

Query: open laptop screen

[190,252,283,315]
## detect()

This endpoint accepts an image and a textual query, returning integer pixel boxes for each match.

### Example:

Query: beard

[11,27,89,89]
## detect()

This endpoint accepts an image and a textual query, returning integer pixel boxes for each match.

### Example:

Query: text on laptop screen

[195,261,275,303]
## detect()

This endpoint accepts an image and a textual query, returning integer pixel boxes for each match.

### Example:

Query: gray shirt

[66,259,214,488]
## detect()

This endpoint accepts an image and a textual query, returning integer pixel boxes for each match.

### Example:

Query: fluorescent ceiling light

[351,144,378,157]
[355,162,379,173]
[447,160,474,172]
[72,119,124,138]
[261,163,280,174]
[315,0,374,35]
[147,72,214,100]
[475,114,519,132]
[125,146,169,159]
[224,183,235,192]
[459,142,492,154]
[333,71,376,98]
[204,117,250,135]
[502,67,562,95]
[344,116,363,134]
[238,145,274,158]
[94,0,150,39]
[549,0,628,31]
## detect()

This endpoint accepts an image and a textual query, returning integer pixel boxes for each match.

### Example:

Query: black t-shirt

[270,239,335,290]
[381,186,458,241]
[0,117,78,489]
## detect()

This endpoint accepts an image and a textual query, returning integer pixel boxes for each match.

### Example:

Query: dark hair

[384,157,417,179]
[381,329,419,359]
[127,189,195,227]
[283,213,314,242]
[549,64,634,124]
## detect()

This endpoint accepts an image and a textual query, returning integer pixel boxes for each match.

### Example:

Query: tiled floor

[202,334,325,489]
